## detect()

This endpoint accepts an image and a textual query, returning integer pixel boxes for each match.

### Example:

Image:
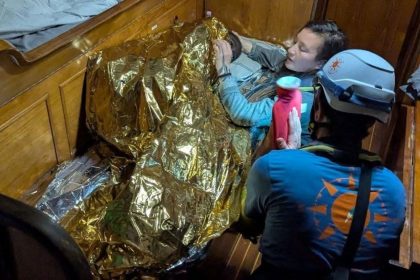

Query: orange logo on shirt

[311,175,388,245]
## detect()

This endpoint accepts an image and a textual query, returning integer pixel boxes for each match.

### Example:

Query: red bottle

[272,76,302,148]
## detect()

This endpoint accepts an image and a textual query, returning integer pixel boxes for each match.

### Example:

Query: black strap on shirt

[332,163,373,280]
[301,144,377,280]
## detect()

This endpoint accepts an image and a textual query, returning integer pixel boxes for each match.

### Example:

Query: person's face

[285,28,325,73]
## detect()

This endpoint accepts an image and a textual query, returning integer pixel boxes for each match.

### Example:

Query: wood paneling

[325,0,416,67]
[0,0,201,198]
[196,0,204,20]
[413,102,420,263]
[399,105,415,268]
[0,0,144,65]
[384,105,415,268]
[395,0,419,93]
[327,0,418,160]
[362,113,397,158]
[0,0,200,107]
[0,100,56,197]
[142,0,199,35]
[206,0,315,44]
[0,57,87,197]
[59,70,86,156]
[92,0,199,51]
[0,0,163,107]
[195,232,260,280]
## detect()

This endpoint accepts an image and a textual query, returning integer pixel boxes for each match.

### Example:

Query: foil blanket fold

[35,18,251,278]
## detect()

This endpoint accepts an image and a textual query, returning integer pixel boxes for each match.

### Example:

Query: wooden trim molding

[395,0,420,104]
[311,0,329,20]
[413,101,420,263]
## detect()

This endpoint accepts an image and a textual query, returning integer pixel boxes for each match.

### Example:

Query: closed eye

[299,43,309,52]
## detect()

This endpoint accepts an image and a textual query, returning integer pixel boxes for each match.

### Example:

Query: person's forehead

[297,28,324,49]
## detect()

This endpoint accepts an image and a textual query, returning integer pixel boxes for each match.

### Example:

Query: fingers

[289,108,302,135]
[212,40,221,57]
[275,138,288,149]
[218,40,233,61]
[213,39,232,53]
[213,39,233,69]
[287,107,302,149]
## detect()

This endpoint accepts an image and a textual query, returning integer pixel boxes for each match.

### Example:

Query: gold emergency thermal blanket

[35,18,251,278]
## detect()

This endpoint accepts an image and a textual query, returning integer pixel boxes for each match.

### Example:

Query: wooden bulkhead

[0,0,419,278]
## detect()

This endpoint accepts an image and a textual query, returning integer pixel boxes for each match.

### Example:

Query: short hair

[300,20,348,62]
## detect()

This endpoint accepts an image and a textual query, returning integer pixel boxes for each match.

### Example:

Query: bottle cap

[276,76,301,89]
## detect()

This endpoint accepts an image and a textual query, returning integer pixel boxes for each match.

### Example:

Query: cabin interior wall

[205,0,315,45]
[324,0,416,67]
[0,0,201,199]
[0,0,419,275]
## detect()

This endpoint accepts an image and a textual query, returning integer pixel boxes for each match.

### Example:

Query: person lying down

[213,20,347,151]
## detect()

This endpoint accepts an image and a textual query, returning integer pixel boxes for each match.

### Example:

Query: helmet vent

[375,85,383,89]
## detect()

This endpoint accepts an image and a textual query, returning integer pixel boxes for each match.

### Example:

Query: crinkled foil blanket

[32,18,251,278]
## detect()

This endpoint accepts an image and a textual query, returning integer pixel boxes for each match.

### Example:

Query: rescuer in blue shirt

[244,49,406,280]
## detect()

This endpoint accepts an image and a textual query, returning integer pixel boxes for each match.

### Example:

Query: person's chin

[285,60,296,71]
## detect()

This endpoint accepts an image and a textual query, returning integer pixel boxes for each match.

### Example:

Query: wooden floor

[174,231,261,280]
[169,231,420,280]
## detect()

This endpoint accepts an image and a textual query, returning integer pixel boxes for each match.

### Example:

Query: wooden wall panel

[383,105,415,268]
[206,0,315,44]
[195,232,260,280]
[0,0,164,107]
[0,58,85,198]
[413,102,420,264]
[0,100,56,198]
[93,0,199,51]
[324,0,417,160]
[325,0,416,67]
[46,82,72,162]
[0,0,201,198]
[59,70,86,156]
[399,106,415,268]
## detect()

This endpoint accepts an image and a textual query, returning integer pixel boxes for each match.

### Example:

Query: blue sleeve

[248,42,287,73]
[218,75,274,127]
[244,155,273,220]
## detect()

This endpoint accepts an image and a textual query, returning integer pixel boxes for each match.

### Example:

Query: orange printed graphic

[312,175,384,245]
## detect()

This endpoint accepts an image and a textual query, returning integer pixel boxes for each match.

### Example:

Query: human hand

[213,39,233,75]
[232,31,252,54]
[276,107,301,149]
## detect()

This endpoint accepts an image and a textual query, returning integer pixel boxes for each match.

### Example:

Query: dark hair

[317,90,375,151]
[300,20,348,62]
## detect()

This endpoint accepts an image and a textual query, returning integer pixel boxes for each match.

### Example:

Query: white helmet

[316,49,395,123]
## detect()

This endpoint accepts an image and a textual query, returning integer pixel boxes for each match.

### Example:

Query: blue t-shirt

[245,149,406,276]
